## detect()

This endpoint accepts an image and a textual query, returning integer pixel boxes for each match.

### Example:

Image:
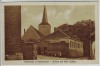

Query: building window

[71,41,73,48]
[74,42,75,48]
[76,43,77,48]
[75,42,76,48]
[80,44,81,48]
[72,42,74,48]
[75,42,77,48]
[82,44,83,48]
[73,42,75,48]
[73,42,74,48]
[81,44,83,48]
[78,43,80,48]
[70,41,71,48]
[72,42,73,48]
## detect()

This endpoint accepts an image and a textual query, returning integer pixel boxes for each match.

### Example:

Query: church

[22,6,84,59]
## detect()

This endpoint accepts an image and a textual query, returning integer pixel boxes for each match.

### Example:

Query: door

[44,47,47,55]
[22,44,33,60]
[38,47,41,54]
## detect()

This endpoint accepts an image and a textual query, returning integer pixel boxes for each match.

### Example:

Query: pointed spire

[42,6,48,23]
[39,6,50,25]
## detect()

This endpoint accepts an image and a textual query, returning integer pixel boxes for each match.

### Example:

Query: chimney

[24,29,25,34]
[54,27,57,32]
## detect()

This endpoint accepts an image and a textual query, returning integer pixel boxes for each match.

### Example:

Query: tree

[56,19,95,58]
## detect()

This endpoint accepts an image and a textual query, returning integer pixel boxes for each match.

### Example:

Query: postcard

[0,1,99,65]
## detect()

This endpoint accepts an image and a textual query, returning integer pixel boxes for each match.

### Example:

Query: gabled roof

[44,28,82,42]
[56,24,82,42]
[44,29,70,39]
[22,25,45,42]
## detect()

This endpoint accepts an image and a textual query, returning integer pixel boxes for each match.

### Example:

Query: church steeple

[38,5,51,36]
[39,6,50,25]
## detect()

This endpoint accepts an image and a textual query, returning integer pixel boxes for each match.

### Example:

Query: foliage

[57,19,95,44]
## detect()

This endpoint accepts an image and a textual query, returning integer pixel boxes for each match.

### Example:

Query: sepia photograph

[1,1,99,64]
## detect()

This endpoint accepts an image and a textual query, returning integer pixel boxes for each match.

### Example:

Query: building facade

[22,6,84,58]
[38,29,84,58]
[22,25,45,60]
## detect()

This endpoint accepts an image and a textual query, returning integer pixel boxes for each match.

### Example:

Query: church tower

[38,6,51,36]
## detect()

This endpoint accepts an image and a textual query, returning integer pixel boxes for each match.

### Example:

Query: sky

[21,5,95,36]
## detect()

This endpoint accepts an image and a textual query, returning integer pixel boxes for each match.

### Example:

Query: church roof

[39,6,50,25]
[44,29,82,42]
[22,25,45,42]
[44,29,70,39]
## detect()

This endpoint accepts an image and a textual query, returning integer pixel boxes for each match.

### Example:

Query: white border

[0,0,99,2]
[0,1,99,65]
